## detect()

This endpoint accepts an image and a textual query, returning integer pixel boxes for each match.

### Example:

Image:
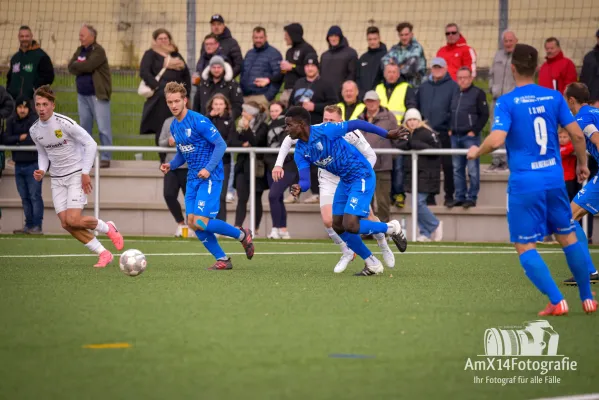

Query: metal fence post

[94,151,101,236]
[249,150,256,235]
[411,152,419,241]
[498,0,509,48]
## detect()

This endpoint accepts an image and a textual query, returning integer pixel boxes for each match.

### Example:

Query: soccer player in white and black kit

[29,85,124,267]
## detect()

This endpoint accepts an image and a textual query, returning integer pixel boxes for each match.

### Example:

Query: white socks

[85,238,106,254]
[373,232,390,249]
[95,219,109,234]
[386,223,398,235]
[365,255,380,266]
[326,227,350,253]
[238,230,246,241]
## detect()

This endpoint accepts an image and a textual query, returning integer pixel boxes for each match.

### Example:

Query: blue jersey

[575,105,599,163]
[170,110,224,181]
[492,84,575,194]
[294,122,373,183]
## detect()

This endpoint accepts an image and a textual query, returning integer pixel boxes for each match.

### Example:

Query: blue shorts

[507,187,575,243]
[185,178,222,218]
[332,174,375,218]
[573,175,599,215]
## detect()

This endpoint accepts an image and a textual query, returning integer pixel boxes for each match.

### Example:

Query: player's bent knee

[342,215,360,234]
[514,242,537,256]
[194,216,209,231]
[555,231,578,248]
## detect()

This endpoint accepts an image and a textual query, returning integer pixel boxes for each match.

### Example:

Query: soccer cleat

[106,221,124,251]
[388,220,408,253]
[563,272,599,286]
[207,258,233,270]
[239,227,254,260]
[334,251,355,273]
[583,299,598,314]
[538,299,569,316]
[354,261,384,276]
[93,250,114,268]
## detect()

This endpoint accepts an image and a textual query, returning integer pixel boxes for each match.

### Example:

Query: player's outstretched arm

[467,129,507,160]
[346,120,388,138]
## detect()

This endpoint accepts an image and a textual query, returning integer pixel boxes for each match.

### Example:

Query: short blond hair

[164,81,187,98]
[323,104,342,116]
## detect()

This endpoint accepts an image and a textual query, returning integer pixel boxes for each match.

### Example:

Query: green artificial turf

[0,237,598,399]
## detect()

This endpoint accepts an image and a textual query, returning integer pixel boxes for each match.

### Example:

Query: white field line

[0,250,591,258]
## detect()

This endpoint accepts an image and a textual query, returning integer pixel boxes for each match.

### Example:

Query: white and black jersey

[29,112,97,177]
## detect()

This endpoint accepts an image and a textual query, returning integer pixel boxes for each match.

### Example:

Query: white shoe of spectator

[303,194,320,204]
[284,194,298,204]
[431,221,444,242]
[417,235,432,242]
[175,224,184,238]
[278,229,291,239]
[226,192,235,203]
[267,228,281,239]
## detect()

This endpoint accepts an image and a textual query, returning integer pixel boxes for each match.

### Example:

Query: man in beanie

[289,53,338,204]
[193,55,243,119]
[320,25,358,96]
[3,96,43,234]
[279,23,317,107]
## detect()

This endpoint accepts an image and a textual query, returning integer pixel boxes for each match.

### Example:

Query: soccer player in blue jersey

[467,44,597,315]
[284,106,408,276]
[159,82,254,270]
[562,82,599,285]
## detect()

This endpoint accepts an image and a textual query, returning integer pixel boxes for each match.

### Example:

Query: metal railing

[9,145,576,242]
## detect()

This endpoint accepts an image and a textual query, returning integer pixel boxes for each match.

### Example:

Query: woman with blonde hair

[206,93,237,222]
[139,28,191,162]
[392,108,443,242]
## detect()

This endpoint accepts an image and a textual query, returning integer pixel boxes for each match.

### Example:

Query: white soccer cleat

[380,245,396,268]
[355,260,384,276]
[334,251,355,273]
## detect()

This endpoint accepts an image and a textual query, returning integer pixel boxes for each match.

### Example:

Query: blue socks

[563,242,594,301]
[206,219,242,240]
[195,230,227,260]
[519,249,563,305]
[358,219,389,235]
[574,223,597,274]
[340,231,372,260]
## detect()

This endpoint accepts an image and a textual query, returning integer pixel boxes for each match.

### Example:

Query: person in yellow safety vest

[337,80,365,121]
[375,63,417,124]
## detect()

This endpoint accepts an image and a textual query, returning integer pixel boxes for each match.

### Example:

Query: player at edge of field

[160,82,253,270]
[466,44,597,315]
[562,82,599,285]
[273,104,399,273]
[29,85,124,267]
[284,106,408,276]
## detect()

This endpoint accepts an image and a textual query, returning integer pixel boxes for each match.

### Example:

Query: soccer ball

[119,249,147,277]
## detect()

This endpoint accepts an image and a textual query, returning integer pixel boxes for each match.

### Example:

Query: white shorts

[51,172,88,214]
[318,169,340,207]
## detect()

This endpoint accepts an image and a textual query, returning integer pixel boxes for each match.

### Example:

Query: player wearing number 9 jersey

[467,44,596,316]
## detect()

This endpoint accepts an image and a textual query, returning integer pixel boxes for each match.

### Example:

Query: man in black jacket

[357,26,387,100]
[416,57,459,207]
[7,26,55,100]
[193,56,243,120]
[320,25,358,96]
[201,15,243,78]
[3,97,43,234]
[580,29,599,102]
[449,67,489,208]
[279,23,316,108]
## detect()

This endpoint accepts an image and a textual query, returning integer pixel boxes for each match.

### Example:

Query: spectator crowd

[1,19,599,241]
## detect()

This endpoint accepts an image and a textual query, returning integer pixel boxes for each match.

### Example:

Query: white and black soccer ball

[119,249,147,277]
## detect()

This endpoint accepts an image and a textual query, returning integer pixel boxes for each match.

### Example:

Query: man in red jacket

[538,37,577,93]
[436,23,477,80]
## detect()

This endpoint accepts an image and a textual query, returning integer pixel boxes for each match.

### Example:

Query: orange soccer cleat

[538,299,569,316]
[582,299,598,314]
[93,250,114,268]
[106,221,124,251]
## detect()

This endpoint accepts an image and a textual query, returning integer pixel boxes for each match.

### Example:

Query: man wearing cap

[358,90,397,222]
[289,53,338,204]
[201,14,243,78]
[280,23,317,108]
[416,56,459,207]
[3,96,43,234]
[320,25,358,96]
[193,55,243,119]
[337,81,364,121]
[580,30,599,102]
